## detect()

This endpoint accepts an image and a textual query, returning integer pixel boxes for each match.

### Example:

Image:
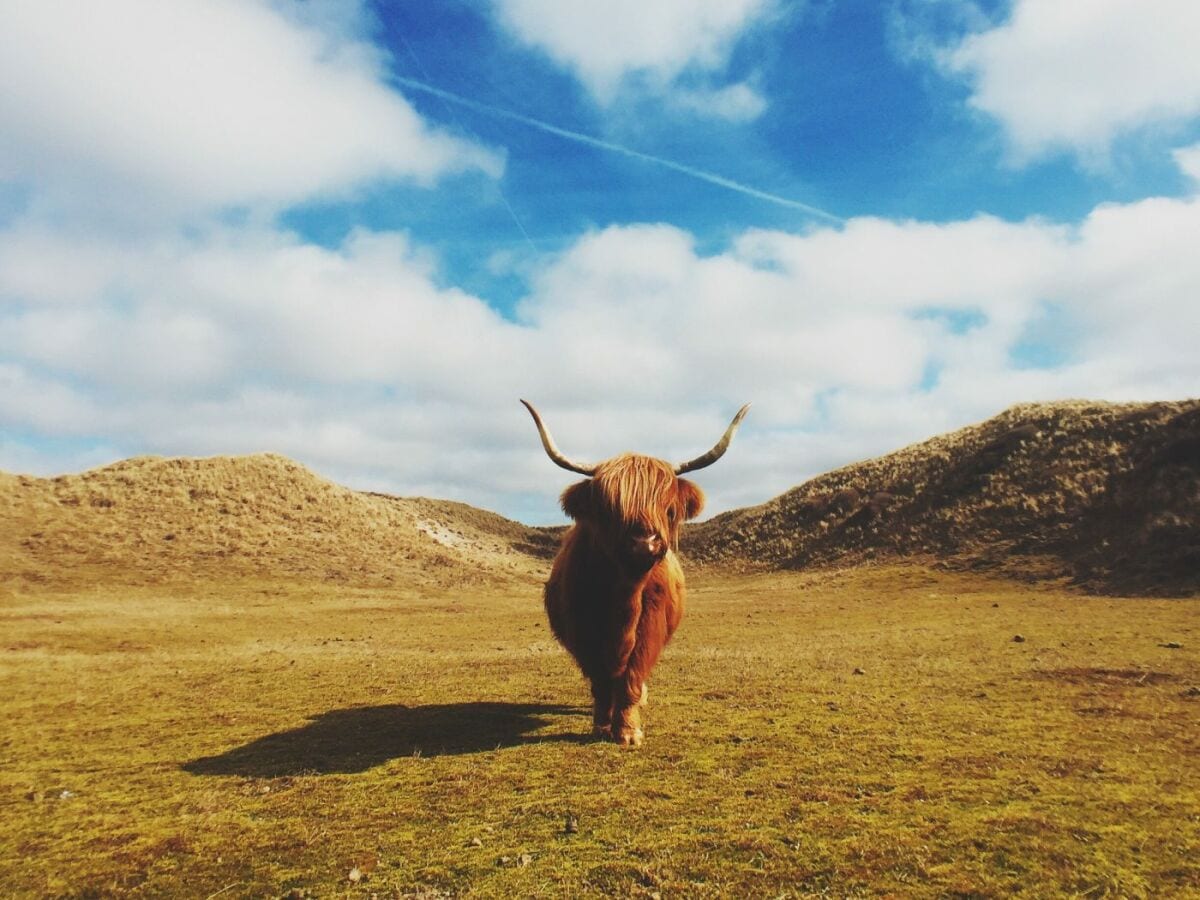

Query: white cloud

[0,223,528,396]
[1174,141,1200,183]
[491,0,774,110]
[3,183,1197,520]
[0,363,104,435]
[4,0,1197,526]
[0,0,500,221]
[671,81,768,122]
[942,0,1200,161]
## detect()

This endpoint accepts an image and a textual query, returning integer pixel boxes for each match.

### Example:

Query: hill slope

[685,400,1200,595]
[3,400,1196,595]
[0,454,556,590]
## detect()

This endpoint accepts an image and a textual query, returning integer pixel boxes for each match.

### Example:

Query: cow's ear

[560,479,594,521]
[677,478,705,520]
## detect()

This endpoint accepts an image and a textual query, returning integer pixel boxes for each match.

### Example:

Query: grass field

[2,566,1198,898]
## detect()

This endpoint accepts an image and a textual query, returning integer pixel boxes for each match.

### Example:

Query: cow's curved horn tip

[729,403,752,428]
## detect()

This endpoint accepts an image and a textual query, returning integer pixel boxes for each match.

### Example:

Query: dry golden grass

[3,566,1197,897]
[2,419,1197,897]
[1,454,554,591]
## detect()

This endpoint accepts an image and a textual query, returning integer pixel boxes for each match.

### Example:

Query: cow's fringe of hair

[592,453,678,532]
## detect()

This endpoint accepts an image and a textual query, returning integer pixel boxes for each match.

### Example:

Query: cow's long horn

[674,404,751,475]
[520,400,598,476]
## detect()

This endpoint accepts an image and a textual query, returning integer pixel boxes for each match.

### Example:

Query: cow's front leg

[610,677,644,747]
[589,678,614,739]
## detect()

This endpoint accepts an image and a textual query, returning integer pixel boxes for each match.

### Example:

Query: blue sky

[1,0,1198,523]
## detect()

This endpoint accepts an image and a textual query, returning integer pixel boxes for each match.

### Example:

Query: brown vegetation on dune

[685,399,1200,595]
[1,405,1198,895]
[2,399,1195,596]
[0,453,553,589]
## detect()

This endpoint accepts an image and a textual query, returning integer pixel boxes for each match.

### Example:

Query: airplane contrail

[393,75,844,226]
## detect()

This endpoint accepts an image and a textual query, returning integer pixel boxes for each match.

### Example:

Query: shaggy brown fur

[544,454,704,746]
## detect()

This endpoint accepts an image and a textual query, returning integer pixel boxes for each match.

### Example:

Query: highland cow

[521,400,749,746]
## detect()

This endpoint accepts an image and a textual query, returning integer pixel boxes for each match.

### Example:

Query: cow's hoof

[592,724,613,740]
[614,727,643,748]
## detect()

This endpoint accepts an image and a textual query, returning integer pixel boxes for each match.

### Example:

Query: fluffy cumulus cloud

[490,0,773,113]
[3,1,1198,522]
[3,180,1198,518]
[511,190,1198,511]
[0,221,540,503]
[0,225,523,392]
[0,0,500,220]
[942,0,1200,161]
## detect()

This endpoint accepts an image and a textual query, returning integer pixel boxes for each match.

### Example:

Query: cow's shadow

[183,702,588,777]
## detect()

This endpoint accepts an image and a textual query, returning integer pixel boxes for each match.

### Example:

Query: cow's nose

[629,533,665,559]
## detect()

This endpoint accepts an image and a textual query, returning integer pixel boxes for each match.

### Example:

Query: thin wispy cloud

[392,75,844,225]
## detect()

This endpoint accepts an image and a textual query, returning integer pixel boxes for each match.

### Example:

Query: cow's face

[561,454,705,575]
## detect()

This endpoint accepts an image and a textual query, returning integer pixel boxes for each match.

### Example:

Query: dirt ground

[2,565,1197,898]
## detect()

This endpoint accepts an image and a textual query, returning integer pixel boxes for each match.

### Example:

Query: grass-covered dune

[3,567,1197,897]
[2,401,1197,896]
[687,399,1200,596]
